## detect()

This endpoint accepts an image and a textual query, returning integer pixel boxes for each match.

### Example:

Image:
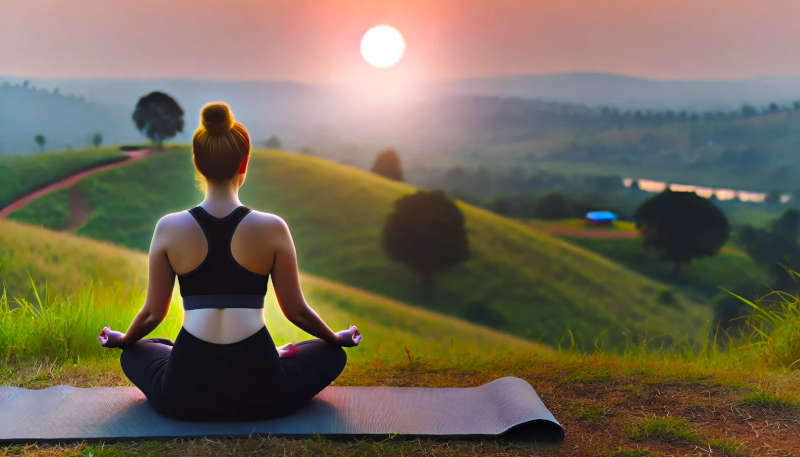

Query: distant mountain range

[436,72,800,110]
[7,71,800,112]
[4,72,800,162]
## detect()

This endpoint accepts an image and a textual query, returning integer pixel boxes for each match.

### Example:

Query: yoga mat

[0,376,563,442]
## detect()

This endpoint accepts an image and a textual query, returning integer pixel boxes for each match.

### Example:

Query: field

[524,219,770,301]
[9,146,712,349]
[563,237,770,301]
[2,219,800,456]
[0,146,128,208]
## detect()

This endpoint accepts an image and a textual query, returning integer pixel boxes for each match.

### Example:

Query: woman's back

[159,202,283,344]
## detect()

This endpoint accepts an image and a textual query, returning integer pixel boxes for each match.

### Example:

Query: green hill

[0,147,128,207]
[2,218,799,457]
[9,146,711,348]
[0,217,539,365]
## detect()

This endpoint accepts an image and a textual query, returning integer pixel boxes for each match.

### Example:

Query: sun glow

[360,25,405,68]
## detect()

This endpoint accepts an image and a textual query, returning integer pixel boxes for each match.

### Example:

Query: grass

[559,235,769,301]
[625,416,747,456]
[625,416,699,443]
[4,217,800,454]
[0,146,128,207]
[740,390,799,411]
[730,287,800,369]
[8,146,711,349]
[526,218,638,233]
[0,218,541,367]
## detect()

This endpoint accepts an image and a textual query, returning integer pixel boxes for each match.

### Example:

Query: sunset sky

[3,0,800,84]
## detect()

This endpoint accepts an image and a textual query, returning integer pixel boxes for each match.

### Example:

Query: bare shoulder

[245,209,289,232]
[152,210,196,240]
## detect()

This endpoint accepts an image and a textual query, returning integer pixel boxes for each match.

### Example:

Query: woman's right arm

[269,216,358,346]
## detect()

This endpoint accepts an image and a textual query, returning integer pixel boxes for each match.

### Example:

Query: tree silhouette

[265,136,282,149]
[92,132,103,148]
[382,190,469,291]
[740,209,800,291]
[370,148,404,181]
[634,190,729,276]
[132,91,184,149]
[34,134,45,152]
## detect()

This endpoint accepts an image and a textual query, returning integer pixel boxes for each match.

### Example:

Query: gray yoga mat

[0,376,563,442]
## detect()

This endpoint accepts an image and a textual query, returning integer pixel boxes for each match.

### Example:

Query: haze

[3,0,800,83]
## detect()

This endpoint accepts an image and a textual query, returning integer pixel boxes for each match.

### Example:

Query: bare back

[158,206,282,343]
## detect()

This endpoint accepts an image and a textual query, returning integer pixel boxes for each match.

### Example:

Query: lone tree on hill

[132,91,184,149]
[265,135,282,149]
[382,190,470,291]
[634,190,729,276]
[92,132,103,148]
[34,134,46,152]
[371,148,404,181]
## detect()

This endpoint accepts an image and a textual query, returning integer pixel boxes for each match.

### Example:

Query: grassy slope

[524,218,770,301]
[9,146,711,348]
[563,237,770,301]
[0,146,128,207]
[0,217,540,366]
[2,219,800,456]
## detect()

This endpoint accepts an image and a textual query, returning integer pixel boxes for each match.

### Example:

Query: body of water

[622,178,793,204]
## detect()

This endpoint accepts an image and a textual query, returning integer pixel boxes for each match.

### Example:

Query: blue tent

[585,211,617,223]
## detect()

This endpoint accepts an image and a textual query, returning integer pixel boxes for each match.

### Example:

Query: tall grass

[0,277,172,363]
[0,273,540,368]
[728,282,800,369]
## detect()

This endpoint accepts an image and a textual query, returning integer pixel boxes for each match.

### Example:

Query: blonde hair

[192,102,250,189]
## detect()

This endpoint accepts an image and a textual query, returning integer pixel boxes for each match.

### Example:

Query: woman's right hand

[98,326,125,349]
[336,324,362,347]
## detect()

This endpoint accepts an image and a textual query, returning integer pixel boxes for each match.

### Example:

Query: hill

[0,217,539,365]
[438,72,800,110]
[0,146,128,208]
[8,146,711,348]
[0,81,139,154]
[2,218,799,456]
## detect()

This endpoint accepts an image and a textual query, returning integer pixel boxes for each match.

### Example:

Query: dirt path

[549,227,640,239]
[0,148,149,219]
[63,185,92,232]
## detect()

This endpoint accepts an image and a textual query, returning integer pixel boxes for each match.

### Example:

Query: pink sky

[3,0,800,83]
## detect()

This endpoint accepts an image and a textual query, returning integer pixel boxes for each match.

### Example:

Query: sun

[360,25,405,68]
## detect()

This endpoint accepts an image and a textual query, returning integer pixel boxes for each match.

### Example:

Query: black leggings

[120,326,347,421]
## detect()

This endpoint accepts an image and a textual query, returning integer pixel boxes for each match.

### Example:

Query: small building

[585,211,617,226]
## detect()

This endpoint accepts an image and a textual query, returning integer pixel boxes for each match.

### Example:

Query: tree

[132,91,184,149]
[92,132,103,148]
[370,148,404,181]
[382,190,470,291]
[634,190,729,276]
[265,136,282,149]
[741,104,757,117]
[740,209,800,291]
[34,134,45,152]
[535,192,573,219]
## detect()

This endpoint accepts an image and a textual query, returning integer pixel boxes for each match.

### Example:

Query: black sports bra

[177,205,270,310]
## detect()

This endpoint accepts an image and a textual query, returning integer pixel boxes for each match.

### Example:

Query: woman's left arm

[103,217,176,349]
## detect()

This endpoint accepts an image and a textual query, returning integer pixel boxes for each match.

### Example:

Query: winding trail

[548,227,640,239]
[0,148,150,220]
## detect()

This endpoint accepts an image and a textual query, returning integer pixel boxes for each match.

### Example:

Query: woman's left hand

[98,326,125,348]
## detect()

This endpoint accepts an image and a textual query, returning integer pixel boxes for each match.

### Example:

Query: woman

[98,101,362,421]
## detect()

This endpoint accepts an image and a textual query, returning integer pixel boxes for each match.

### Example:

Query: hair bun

[201,102,235,135]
